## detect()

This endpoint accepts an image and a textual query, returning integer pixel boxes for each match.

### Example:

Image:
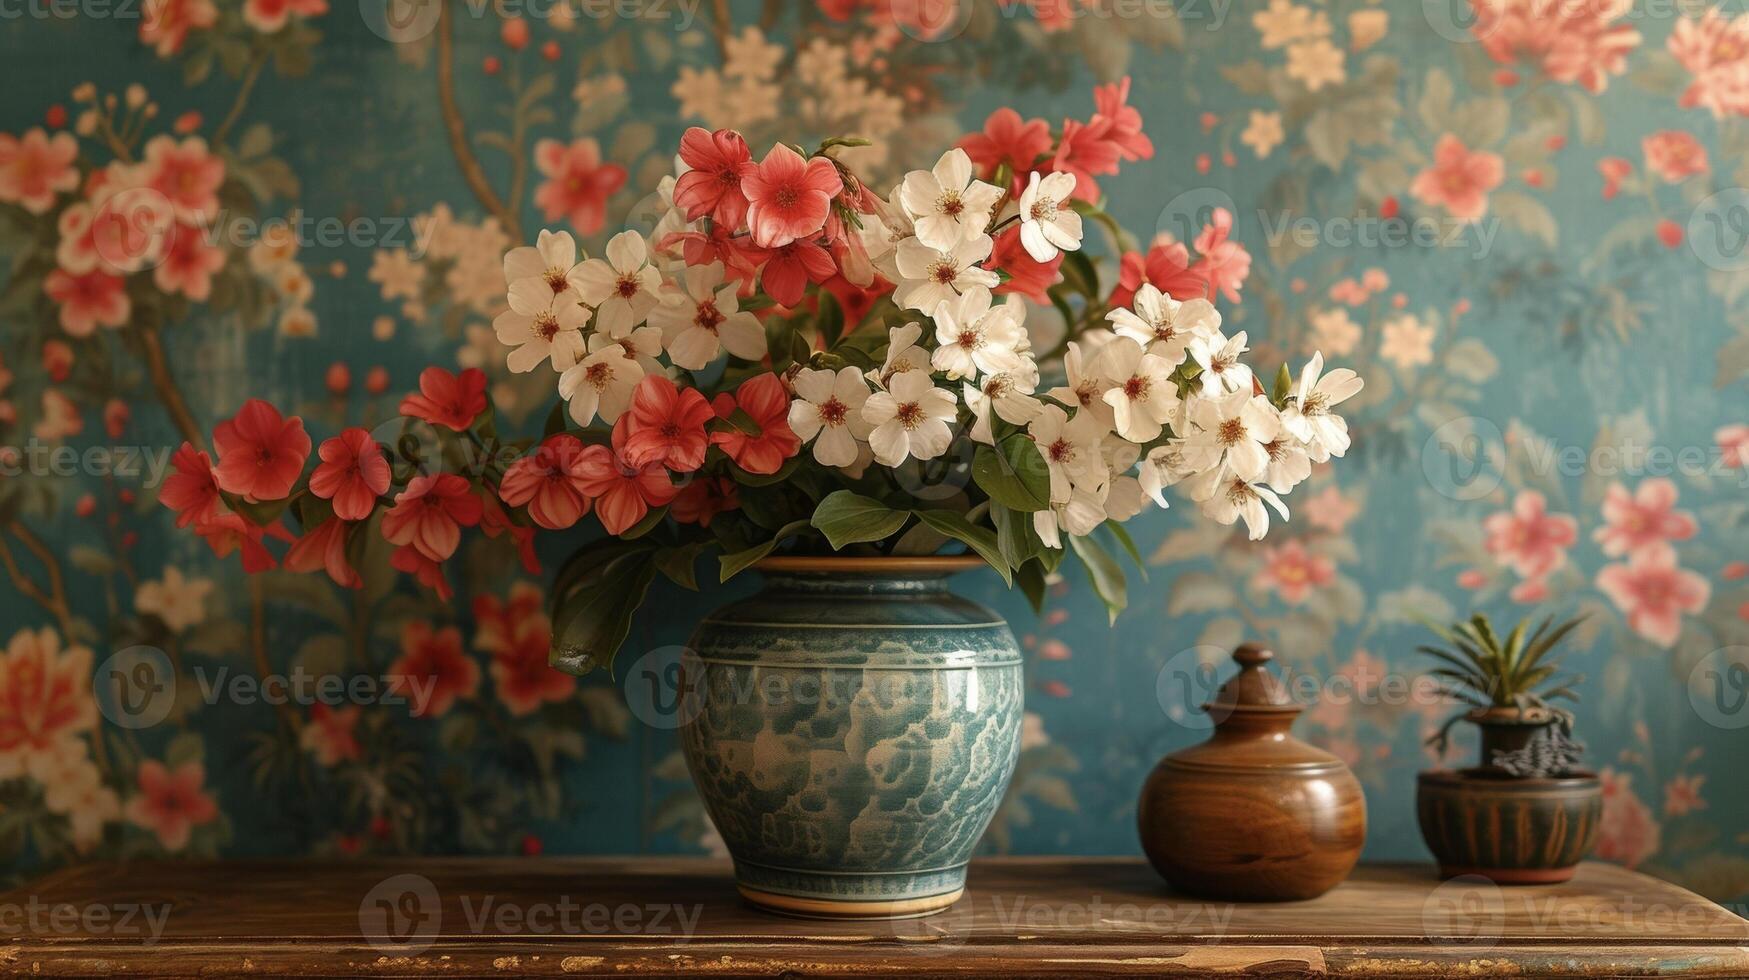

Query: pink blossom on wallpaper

[142,136,225,222]
[300,703,362,767]
[1594,479,1697,558]
[1596,767,1661,868]
[387,622,480,719]
[1483,491,1577,580]
[475,586,573,717]
[125,760,218,851]
[0,629,95,783]
[1718,424,1749,469]
[1410,135,1504,222]
[139,0,216,55]
[1668,8,1749,118]
[1300,485,1358,533]
[153,221,227,301]
[1597,157,1633,199]
[1596,544,1711,648]
[533,138,627,236]
[43,267,129,336]
[0,128,79,214]
[1641,130,1709,182]
[1664,774,1707,818]
[1471,0,1640,94]
[1253,539,1335,605]
[241,0,326,34]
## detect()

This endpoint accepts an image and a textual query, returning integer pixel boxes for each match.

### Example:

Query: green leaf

[1272,363,1294,407]
[1069,535,1127,624]
[719,519,812,582]
[1102,521,1146,575]
[992,503,1041,570]
[653,540,713,591]
[1016,559,1048,615]
[810,491,910,550]
[550,549,659,676]
[972,436,1052,513]
[915,510,1011,585]
[621,504,669,540]
[815,289,845,347]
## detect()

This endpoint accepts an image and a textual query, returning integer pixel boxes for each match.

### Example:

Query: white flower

[134,566,213,632]
[571,230,662,334]
[930,287,1027,381]
[502,228,585,298]
[965,361,1042,445]
[1281,351,1364,461]
[1261,432,1313,493]
[1017,170,1083,263]
[1028,404,1107,504]
[893,234,999,313]
[493,281,588,373]
[1045,341,1116,432]
[1188,330,1255,394]
[873,322,931,387]
[790,366,875,468]
[648,262,765,370]
[1107,286,1219,368]
[1186,468,1290,540]
[1099,337,1181,443]
[1181,387,1281,484]
[1105,473,1149,522]
[899,148,1004,250]
[860,190,914,283]
[588,321,665,376]
[862,369,958,466]
[1139,441,1192,507]
[558,343,644,425]
[1034,484,1108,550]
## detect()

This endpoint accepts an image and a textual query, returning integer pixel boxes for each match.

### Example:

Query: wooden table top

[3,857,1747,977]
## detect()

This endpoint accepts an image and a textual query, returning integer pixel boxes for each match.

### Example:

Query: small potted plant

[1414,613,1602,884]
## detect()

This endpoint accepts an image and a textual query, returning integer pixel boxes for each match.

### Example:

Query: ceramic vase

[679,556,1023,919]
[1416,770,1602,884]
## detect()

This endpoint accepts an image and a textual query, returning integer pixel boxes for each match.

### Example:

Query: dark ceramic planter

[679,556,1023,919]
[1416,769,1602,884]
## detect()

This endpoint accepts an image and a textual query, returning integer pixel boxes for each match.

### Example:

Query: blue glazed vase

[679,555,1024,919]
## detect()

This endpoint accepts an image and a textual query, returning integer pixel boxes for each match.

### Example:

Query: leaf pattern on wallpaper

[0,0,1746,898]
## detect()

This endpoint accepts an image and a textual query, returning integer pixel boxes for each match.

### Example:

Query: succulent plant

[1418,612,1587,755]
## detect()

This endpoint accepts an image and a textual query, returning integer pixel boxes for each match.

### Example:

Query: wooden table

[4,857,1747,977]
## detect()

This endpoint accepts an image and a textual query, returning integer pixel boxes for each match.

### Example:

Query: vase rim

[755,555,986,575]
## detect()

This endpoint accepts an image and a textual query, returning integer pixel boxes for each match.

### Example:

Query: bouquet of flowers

[164,82,1363,674]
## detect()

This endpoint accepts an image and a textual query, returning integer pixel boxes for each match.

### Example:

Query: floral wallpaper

[3,0,1748,907]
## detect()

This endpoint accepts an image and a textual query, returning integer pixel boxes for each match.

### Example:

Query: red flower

[1483,491,1577,580]
[710,373,800,476]
[1109,240,1208,309]
[386,622,480,718]
[475,584,573,717]
[532,138,627,237]
[160,444,222,528]
[620,375,716,473]
[760,239,836,307]
[390,545,453,601]
[1410,134,1505,222]
[308,428,391,521]
[44,267,129,337]
[142,135,224,222]
[153,221,226,301]
[1051,116,1120,203]
[124,760,218,851]
[1596,544,1711,649]
[1192,208,1251,304]
[193,513,294,573]
[1091,77,1152,162]
[212,400,311,502]
[578,421,679,535]
[300,703,360,767]
[498,434,593,530]
[1642,130,1708,182]
[989,225,1062,304]
[284,518,362,589]
[673,127,755,229]
[671,476,740,528]
[742,143,842,248]
[399,366,488,432]
[1595,479,1698,559]
[958,107,1053,193]
[1598,157,1633,198]
[381,473,482,562]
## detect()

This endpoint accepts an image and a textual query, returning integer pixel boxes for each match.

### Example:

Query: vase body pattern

[679,559,1023,919]
[1416,770,1602,884]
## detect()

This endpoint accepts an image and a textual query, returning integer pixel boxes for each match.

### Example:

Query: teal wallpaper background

[2,0,1748,904]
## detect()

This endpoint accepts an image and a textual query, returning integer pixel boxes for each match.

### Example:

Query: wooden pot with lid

[1138,643,1366,901]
